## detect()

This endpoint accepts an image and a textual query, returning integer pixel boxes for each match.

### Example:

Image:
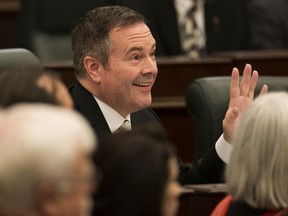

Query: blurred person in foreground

[93,128,181,216]
[211,92,288,216]
[0,104,97,216]
[0,67,73,109]
[248,0,288,50]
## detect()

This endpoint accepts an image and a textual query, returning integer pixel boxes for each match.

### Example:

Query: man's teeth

[134,83,150,87]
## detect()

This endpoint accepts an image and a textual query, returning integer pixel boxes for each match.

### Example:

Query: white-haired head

[226,92,288,209]
[0,103,97,215]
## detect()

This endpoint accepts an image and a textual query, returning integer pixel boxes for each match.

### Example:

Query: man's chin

[140,99,152,109]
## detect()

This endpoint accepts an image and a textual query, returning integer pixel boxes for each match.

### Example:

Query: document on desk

[184,183,227,193]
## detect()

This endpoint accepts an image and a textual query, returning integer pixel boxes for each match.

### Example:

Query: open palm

[223,64,268,143]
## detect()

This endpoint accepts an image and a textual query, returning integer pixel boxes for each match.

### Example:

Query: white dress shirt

[216,134,232,164]
[93,96,131,133]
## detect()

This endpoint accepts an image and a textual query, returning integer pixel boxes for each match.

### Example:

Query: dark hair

[0,67,60,108]
[93,128,175,216]
[71,5,146,78]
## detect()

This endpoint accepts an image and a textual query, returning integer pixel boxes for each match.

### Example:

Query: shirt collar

[93,95,131,133]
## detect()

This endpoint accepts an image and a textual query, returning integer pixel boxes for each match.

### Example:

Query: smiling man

[69,5,266,188]
[70,5,161,138]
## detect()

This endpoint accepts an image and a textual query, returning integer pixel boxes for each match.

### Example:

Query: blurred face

[162,157,181,216]
[52,153,95,216]
[54,79,73,109]
[37,74,73,109]
[96,22,158,117]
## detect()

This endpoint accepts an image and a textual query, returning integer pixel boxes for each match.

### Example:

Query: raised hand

[223,64,268,143]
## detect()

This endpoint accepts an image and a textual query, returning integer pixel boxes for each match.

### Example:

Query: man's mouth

[132,82,151,87]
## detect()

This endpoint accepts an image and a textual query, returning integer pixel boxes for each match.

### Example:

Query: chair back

[186,76,288,162]
[0,48,42,71]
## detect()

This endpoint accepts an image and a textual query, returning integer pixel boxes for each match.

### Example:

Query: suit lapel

[69,82,111,137]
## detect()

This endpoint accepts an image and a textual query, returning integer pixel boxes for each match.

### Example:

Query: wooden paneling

[0,0,20,49]
[154,56,233,97]
[213,50,288,76]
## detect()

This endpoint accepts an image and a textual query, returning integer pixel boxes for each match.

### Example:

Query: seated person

[211,92,288,216]
[0,67,73,108]
[248,0,288,50]
[0,104,97,216]
[69,5,268,184]
[93,128,181,216]
[108,0,249,56]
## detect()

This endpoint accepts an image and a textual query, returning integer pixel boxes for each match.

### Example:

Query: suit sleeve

[146,107,225,184]
[178,146,225,184]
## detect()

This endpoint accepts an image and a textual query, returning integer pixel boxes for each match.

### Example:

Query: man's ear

[83,56,103,83]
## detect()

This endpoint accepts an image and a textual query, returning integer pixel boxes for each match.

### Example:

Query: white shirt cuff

[215,134,233,164]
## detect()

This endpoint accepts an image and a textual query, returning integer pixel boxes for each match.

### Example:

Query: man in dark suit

[69,5,267,184]
[108,0,249,56]
[248,0,288,49]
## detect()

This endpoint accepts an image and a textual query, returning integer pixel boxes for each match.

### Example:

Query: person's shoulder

[68,82,91,97]
[132,108,163,128]
[133,108,158,120]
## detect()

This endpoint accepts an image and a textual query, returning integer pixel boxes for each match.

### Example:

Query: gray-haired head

[0,104,97,215]
[226,92,288,209]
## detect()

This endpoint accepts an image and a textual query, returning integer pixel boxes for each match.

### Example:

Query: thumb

[223,107,240,143]
[225,107,239,124]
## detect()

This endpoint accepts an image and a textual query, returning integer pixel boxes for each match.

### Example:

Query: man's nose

[141,56,158,76]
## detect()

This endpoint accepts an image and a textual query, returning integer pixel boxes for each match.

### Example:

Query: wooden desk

[0,0,19,11]
[178,185,226,216]
[153,56,232,97]
[213,50,288,76]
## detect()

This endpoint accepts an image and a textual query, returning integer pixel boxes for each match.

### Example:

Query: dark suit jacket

[248,0,288,49]
[109,0,249,55]
[69,82,224,184]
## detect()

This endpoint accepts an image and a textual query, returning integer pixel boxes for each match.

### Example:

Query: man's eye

[131,55,140,60]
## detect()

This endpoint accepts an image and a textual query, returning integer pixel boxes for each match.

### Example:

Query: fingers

[231,63,261,99]
[260,84,268,95]
[240,64,252,97]
[230,67,240,100]
[248,70,259,99]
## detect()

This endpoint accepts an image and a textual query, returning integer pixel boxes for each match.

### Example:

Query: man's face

[97,22,158,117]
[37,75,73,109]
